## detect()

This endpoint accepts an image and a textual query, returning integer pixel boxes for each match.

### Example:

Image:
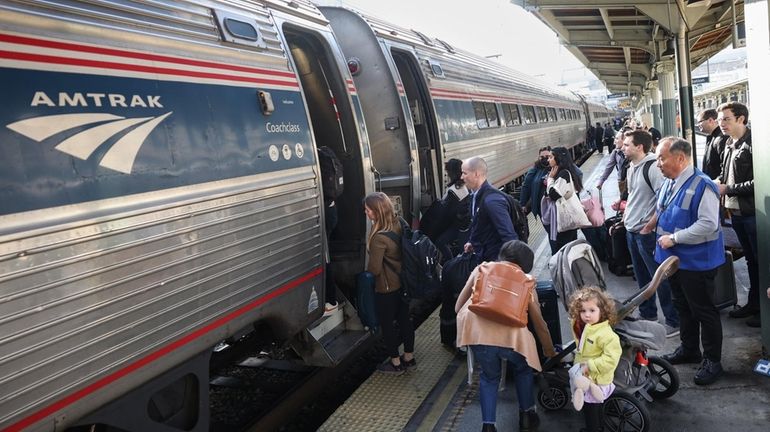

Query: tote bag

[553,172,591,232]
[581,189,605,228]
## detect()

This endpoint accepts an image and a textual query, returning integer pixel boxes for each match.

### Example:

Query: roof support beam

[599,8,615,40]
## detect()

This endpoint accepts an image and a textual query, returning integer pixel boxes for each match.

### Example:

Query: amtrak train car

[0,1,599,431]
[0,1,374,431]
[587,100,613,127]
[320,6,587,220]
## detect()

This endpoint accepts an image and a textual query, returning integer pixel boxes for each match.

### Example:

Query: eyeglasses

[717,116,734,123]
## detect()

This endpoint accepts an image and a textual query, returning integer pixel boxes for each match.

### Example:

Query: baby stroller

[538,239,680,432]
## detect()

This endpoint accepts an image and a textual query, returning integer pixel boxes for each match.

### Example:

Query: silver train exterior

[0,1,604,431]
[320,6,590,220]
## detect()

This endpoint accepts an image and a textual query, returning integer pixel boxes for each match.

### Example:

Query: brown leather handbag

[468,262,534,327]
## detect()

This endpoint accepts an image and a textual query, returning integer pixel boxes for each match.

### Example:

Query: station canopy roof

[515,0,745,96]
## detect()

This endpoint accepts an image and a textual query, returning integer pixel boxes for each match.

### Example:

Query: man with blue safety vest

[645,137,725,385]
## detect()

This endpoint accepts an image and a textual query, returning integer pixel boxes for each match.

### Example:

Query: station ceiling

[515,0,745,96]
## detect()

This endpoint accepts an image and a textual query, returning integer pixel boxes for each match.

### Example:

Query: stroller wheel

[647,355,680,399]
[537,386,569,411]
[603,390,651,432]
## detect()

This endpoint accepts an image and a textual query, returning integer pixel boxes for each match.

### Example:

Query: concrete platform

[321,143,770,432]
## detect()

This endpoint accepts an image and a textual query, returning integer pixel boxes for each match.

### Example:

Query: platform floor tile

[319,311,455,432]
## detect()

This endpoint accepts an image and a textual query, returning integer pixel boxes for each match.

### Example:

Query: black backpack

[381,218,441,299]
[475,188,530,244]
[317,146,344,199]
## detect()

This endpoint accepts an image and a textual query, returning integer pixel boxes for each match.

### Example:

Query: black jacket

[719,128,754,215]
[702,127,727,180]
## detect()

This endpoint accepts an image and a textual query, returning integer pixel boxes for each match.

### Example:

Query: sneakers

[662,346,702,365]
[694,358,723,385]
[376,360,405,375]
[728,304,759,318]
[323,301,338,317]
[400,355,417,368]
[481,423,497,432]
[746,314,761,328]
[664,324,680,338]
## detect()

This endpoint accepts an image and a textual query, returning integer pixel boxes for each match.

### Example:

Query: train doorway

[390,49,442,211]
[284,28,366,292]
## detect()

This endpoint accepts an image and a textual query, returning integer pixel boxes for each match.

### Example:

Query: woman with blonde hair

[364,192,416,374]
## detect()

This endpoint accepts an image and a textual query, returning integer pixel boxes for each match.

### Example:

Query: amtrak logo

[7,112,172,174]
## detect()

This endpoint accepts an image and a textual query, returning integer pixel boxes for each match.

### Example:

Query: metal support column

[648,80,662,130]
[676,23,695,159]
[745,0,770,355]
[656,61,677,137]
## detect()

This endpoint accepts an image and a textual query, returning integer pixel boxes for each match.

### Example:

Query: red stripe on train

[0,50,299,88]
[3,267,323,432]
[0,33,296,79]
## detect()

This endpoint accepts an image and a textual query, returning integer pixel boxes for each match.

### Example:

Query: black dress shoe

[746,314,761,328]
[694,359,723,385]
[662,346,702,365]
[728,304,759,318]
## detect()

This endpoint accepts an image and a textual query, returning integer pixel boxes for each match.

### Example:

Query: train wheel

[603,390,650,432]
[647,356,679,399]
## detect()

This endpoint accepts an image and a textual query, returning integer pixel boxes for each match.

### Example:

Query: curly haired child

[568,286,622,432]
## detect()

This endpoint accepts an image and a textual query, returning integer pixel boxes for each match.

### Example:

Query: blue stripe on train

[0,68,313,216]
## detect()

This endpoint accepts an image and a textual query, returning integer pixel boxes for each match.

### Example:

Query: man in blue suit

[461,157,517,262]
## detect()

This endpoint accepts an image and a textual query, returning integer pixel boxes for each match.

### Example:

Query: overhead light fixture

[661,38,676,58]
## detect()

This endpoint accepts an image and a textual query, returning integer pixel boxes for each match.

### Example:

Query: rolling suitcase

[713,251,738,310]
[439,252,480,346]
[356,272,378,331]
[532,280,562,359]
[582,226,608,262]
[605,216,633,276]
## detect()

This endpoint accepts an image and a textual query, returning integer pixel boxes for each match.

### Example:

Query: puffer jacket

[572,320,622,385]
[719,128,754,215]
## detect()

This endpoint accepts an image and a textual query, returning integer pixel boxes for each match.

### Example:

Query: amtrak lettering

[265,122,301,133]
[31,91,164,108]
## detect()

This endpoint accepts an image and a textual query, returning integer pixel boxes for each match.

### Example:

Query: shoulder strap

[642,159,655,192]
[379,230,400,244]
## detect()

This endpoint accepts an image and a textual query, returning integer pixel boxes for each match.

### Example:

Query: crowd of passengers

[359,101,762,432]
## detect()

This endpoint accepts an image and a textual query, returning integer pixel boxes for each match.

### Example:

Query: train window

[214,10,267,49]
[522,105,537,124]
[536,106,548,122]
[558,108,566,121]
[428,60,445,78]
[547,108,557,122]
[473,101,499,128]
[503,104,521,126]
[485,103,499,127]
[473,101,488,128]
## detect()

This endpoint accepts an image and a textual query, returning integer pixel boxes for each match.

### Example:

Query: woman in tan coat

[364,192,415,374]
[456,240,556,432]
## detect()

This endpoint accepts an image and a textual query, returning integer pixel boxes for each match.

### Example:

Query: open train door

[389,48,443,214]
[320,6,433,225]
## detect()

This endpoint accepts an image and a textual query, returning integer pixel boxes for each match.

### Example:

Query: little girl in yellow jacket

[568,286,622,432]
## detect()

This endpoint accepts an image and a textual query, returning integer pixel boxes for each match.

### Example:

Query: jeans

[731,215,759,310]
[626,231,679,327]
[470,345,535,424]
